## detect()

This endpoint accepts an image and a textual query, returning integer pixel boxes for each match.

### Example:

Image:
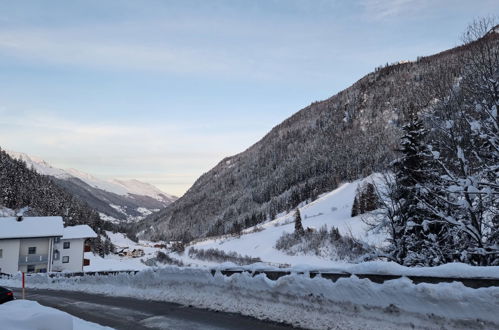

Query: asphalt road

[12,288,297,330]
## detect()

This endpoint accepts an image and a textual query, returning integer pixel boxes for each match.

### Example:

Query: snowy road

[12,288,296,330]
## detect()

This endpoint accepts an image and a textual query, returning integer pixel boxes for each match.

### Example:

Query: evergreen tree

[351,195,360,217]
[294,209,305,236]
[382,116,448,266]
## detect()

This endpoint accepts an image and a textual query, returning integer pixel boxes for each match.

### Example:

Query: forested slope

[137,29,498,242]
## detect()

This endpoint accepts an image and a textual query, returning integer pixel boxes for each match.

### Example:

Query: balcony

[19,254,48,265]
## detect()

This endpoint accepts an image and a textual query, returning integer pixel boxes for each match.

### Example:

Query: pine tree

[380,116,448,266]
[363,183,379,212]
[351,195,359,217]
[294,209,305,236]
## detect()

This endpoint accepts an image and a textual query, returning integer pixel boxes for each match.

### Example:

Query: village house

[0,216,96,274]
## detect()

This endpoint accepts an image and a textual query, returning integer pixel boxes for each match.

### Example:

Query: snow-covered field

[86,177,384,270]
[1,267,497,330]
[178,177,385,267]
[84,231,165,271]
[0,300,112,330]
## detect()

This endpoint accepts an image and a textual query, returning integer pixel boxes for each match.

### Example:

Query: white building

[0,216,96,274]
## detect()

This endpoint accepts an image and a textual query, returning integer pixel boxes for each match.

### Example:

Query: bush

[171,241,185,254]
[275,225,368,261]
[188,248,261,265]
[155,251,184,266]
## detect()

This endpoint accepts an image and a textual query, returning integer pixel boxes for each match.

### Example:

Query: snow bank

[1,267,497,329]
[215,261,499,279]
[0,300,112,330]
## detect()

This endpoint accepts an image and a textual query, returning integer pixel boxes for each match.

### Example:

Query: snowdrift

[1,267,498,330]
[0,300,111,330]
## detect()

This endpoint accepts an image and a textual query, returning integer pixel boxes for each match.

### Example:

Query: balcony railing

[19,254,48,265]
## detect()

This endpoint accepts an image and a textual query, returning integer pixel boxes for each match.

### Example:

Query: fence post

[22,272,25,299]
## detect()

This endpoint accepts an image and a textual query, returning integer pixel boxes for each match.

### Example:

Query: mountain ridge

[136,29,499,242]
[7,150,177,223]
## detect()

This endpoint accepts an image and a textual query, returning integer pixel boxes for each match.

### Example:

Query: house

[0,216,96,274]
[125,249,145,258]
[51,225,97,272]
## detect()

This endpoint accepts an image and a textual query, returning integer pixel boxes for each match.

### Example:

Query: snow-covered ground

[0,300,112,330]
[174,175,386,268]
[88,176,498,276]
[86,177,383,270]
[1,267,497,330]
[84,231,166,271]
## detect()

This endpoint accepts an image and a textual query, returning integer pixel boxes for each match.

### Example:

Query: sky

[0,0,498,196]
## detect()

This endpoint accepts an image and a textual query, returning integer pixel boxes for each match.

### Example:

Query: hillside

[7,150,177,223]
[136,30,499,242]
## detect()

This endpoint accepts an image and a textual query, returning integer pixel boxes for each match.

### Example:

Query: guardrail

[210,269,499,289]
[1,269,497,289]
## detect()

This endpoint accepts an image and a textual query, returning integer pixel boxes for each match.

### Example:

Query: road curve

[12,288,297,330]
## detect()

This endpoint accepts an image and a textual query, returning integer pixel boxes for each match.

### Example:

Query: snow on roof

[0,216,64,239]
[62,225,97,239]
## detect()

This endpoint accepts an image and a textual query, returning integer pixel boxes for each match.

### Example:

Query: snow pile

[0,300,112,330]
[1,268,498,329]
[0,206,15,217]
[211,260,499,279]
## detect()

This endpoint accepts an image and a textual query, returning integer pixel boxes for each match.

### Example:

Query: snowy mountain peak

[6,150,71,179]
[6,150,176,203]
[111,179,176,201]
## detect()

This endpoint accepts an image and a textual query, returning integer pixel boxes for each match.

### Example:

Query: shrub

[188,248,261,265]
[275,225,368,261]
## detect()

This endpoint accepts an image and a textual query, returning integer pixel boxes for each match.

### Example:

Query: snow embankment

[213,260,499,279]
[1,267,497,330]
[0,300,112,330]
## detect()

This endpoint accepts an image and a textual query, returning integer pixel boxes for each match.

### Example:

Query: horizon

[1,1,498,196]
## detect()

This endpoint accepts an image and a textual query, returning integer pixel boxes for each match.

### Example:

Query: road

[12,288,297,330]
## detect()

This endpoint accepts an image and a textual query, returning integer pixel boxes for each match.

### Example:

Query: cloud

[0,110,263,195]
[360,0,432,20]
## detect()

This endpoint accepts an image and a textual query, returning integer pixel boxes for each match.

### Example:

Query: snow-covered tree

[374,117,449,266]
[423,18,499,265]
[294,209,305,236]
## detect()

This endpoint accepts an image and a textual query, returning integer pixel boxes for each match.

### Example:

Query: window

[28,247,36,254]
[0,249,3,258]
[53,250,60,261]
[63,242,70,249]
[62,256,69,263]
[27,265,35,273]
[54,237,61,243]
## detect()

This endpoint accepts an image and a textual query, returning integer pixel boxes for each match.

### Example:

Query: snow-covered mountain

[7,150,177,223]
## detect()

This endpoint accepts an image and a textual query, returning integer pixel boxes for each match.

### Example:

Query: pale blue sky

[0,0,497,195]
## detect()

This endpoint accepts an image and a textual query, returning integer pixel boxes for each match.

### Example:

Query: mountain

[136,27,499,242]
[7,150,177,224]
[0,148,111,253]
